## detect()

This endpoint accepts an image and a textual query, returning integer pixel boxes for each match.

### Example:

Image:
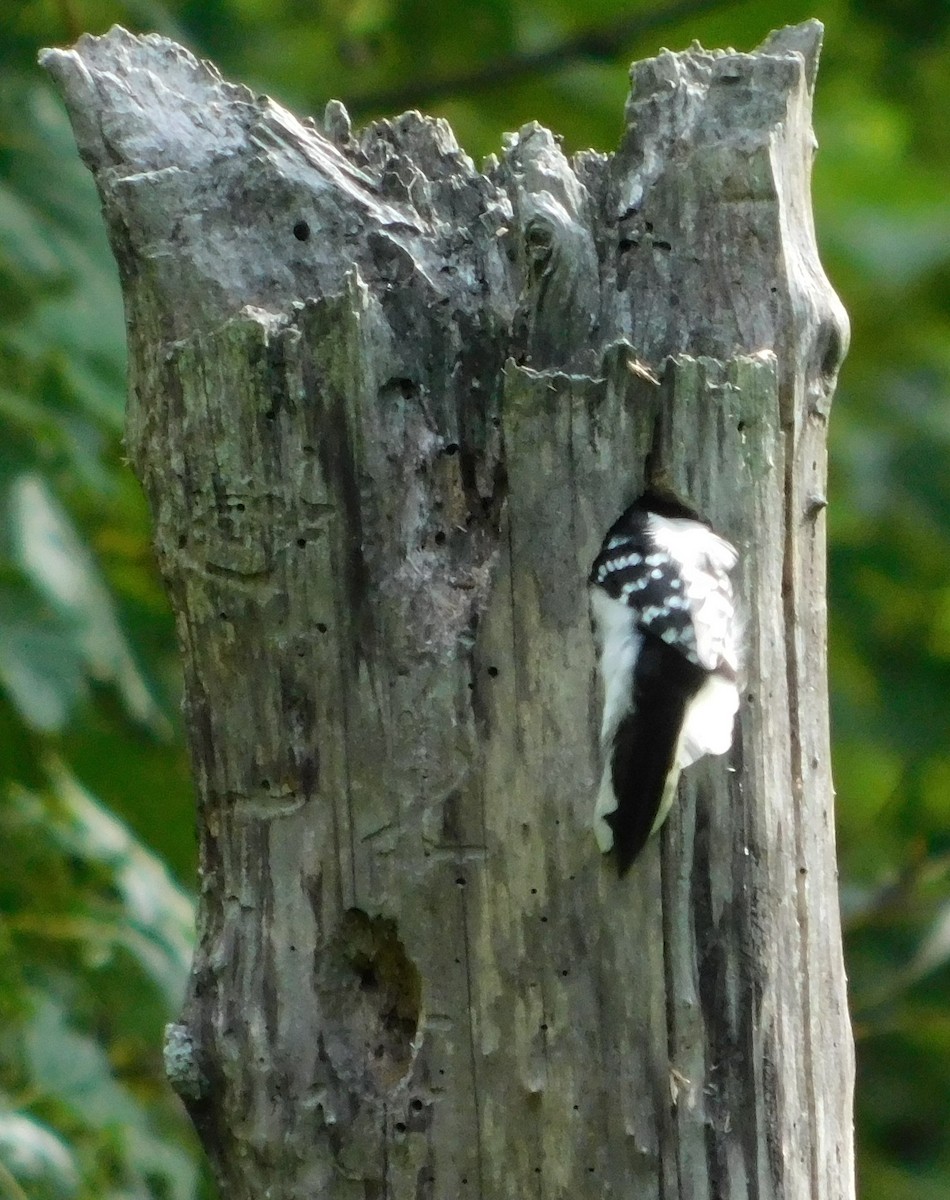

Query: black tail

[605,637,706,876]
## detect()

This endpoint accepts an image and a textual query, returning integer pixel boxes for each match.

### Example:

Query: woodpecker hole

[293,220,310,241]
[819,321,845,380]
[316,909,421,1092]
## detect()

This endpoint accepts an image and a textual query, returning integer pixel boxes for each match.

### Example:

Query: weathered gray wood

[42,20,853,1200]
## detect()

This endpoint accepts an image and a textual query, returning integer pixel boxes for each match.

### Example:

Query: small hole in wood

[297,537,306,548]
[410,1098,424,1112]
[265,410,276,421]
[394,1121,406,1134]
[819,322,844,379]
[434,531,446,545]
[316,622,328,633]
[443,442,459,456]
[385,377,416,399]
[293,220,310,241]
[487,666,499,678]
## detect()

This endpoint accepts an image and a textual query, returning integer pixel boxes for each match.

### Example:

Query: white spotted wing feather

[646,513,740,765]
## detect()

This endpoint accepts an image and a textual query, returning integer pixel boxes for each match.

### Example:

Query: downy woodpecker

[589,490,741,875]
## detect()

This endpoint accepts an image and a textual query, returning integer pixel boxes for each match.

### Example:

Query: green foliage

[1,0,948,1196]
[2,767,198,1199]
[0,8,206,1195]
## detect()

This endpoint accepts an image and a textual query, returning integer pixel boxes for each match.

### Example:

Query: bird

[588,489,741,875]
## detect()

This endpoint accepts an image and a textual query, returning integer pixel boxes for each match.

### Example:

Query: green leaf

[23,995,197,1200]
[46,764,195,1008]
[6,474,169,736]
[0,621,84,732]
[0,1111,78,1199]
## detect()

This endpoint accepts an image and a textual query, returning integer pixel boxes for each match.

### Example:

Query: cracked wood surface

[43,20,854,1200]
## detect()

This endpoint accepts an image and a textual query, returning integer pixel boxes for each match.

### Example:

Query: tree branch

[341,0,741,117]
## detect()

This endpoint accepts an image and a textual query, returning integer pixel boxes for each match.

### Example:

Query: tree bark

[43,20,853,1199]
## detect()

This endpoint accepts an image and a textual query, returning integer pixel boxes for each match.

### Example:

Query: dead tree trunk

[43,20,853,1199]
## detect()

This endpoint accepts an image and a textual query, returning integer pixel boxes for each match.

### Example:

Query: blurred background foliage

[0,0,946,1196]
